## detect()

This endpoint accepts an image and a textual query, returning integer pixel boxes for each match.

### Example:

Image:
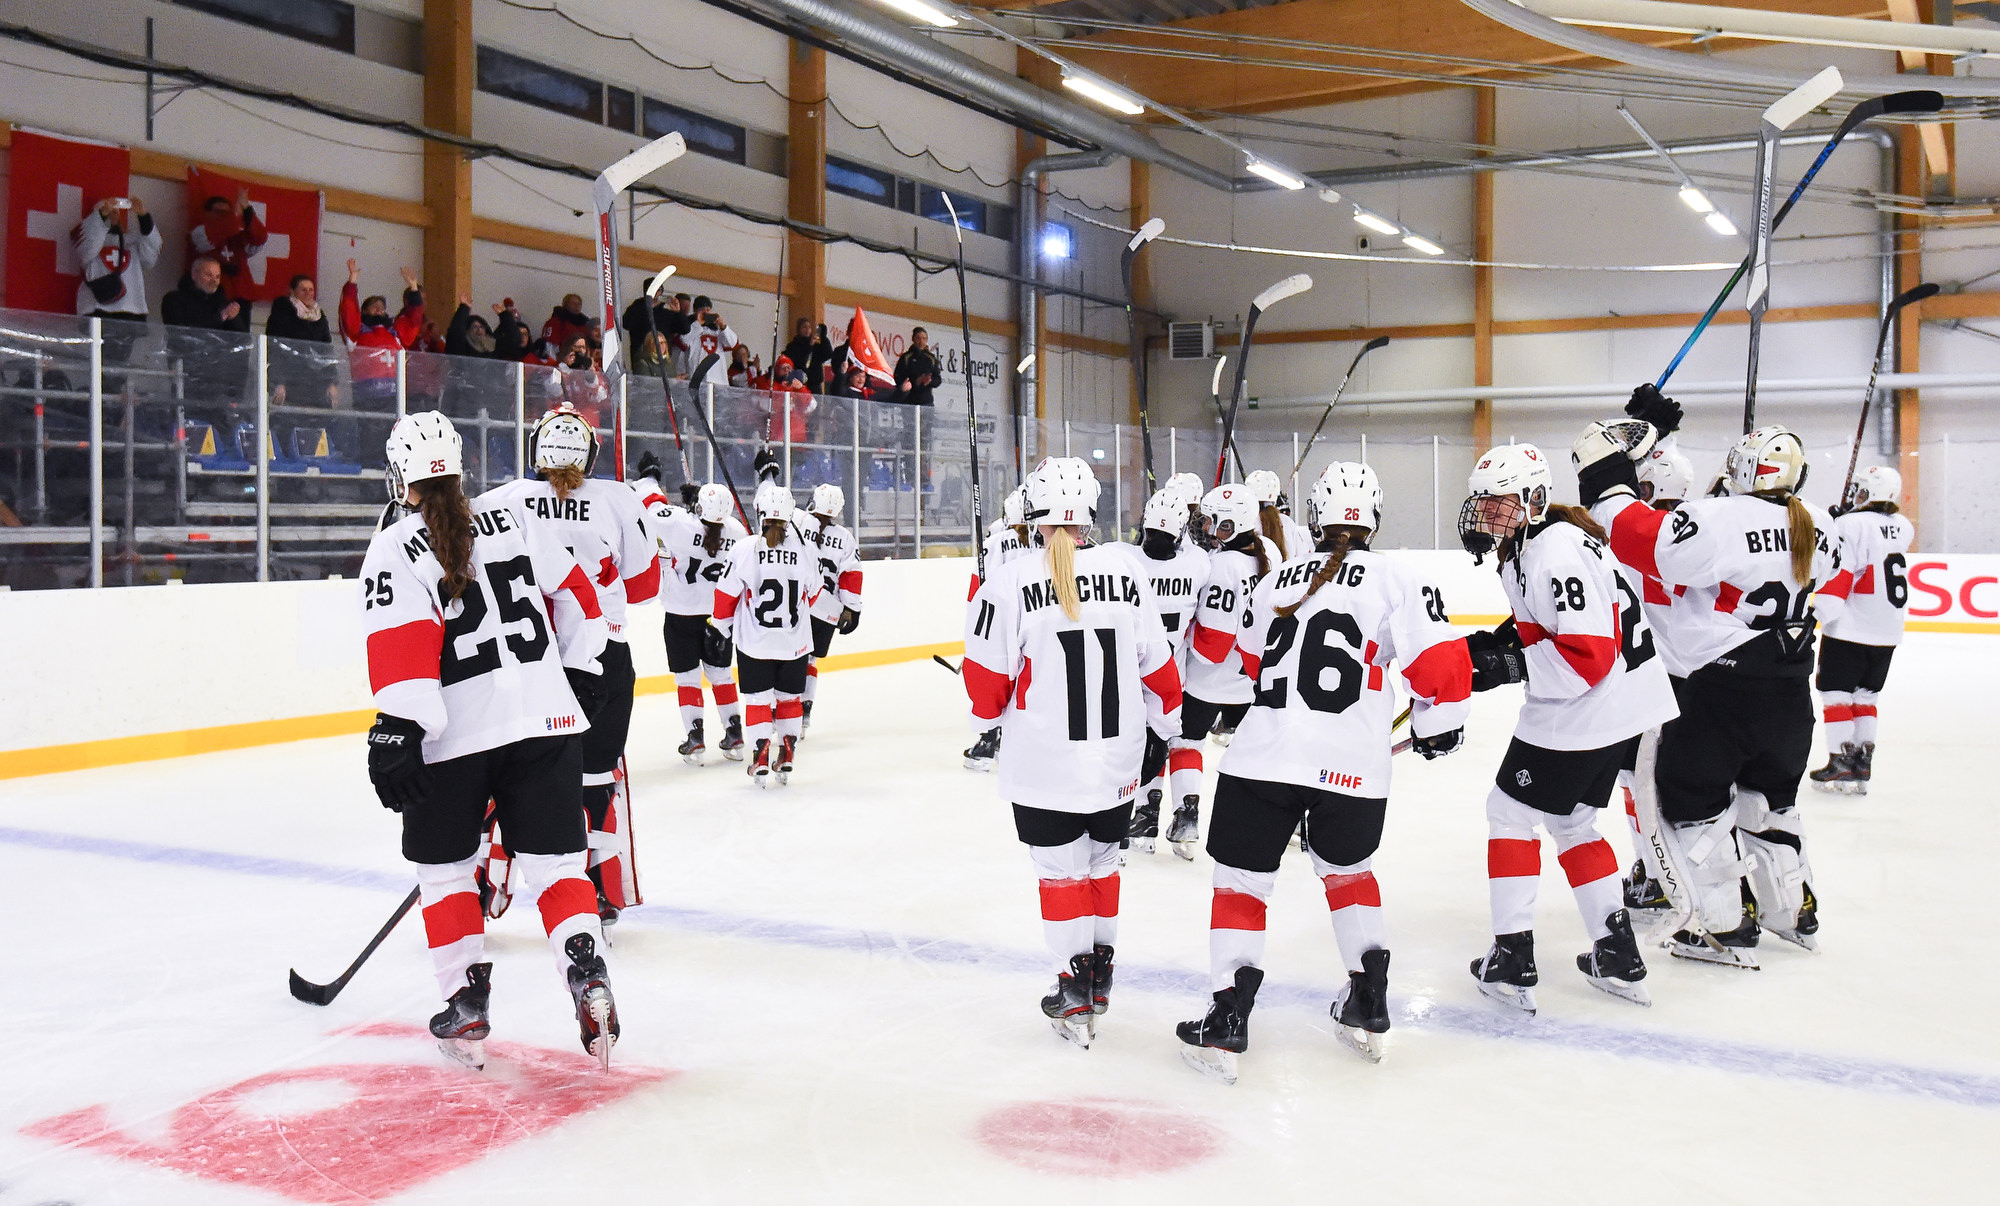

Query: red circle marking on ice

[975,1097,1223,1178]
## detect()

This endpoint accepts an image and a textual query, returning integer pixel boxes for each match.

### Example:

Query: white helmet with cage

[1245,469,1283,506]
[808,483,844,519]
[1025,457,1100,526]
[1165,472,1205,507]
[1853,463,1902,508]
[1459,443,1553,562]
[1309,460,1383,535]
[1638,445,1695,506]
[385,411,463,490]
[1198,483,1260,545]
[1002,484,1028,528]
[754,480,796,526]
[696,482,735,524]
[1142,488,1190,536]
[1725,425,1808,495]
[531,403,597,475]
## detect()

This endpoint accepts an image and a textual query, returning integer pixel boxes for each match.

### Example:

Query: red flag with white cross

[185,165,322,302]
[4,129,131,314]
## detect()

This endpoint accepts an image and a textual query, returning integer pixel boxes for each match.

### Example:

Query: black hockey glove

[1624,382,1682,436]
[1412,727,1464,760]
[566,667,606,718]
[366,713,431,813]
[704,622,733,666]
[635,452,665,484]
[1464,627,1528,692]
[837,607,860,635]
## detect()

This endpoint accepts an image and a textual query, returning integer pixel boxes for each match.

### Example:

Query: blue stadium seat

[184,420,249,471]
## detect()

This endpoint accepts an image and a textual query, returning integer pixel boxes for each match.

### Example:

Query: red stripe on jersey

[1090,873,1120,918]
[713,589,740,620]
[1557,839,1619,888]
[557,564,603,619]
[1609,502,1667,579]
[1239,646,1261,681]
[967,573,980,602]
[421,891,483,949]
[1514,620,1618,687]
[1015,658,1033,710]
[1643,575,1670,605]
[1039,877,1094,922]
[962,658,1013,722]
[838,569,863,596]
[1820,568,1855,600]
[1823,704,1855,723]
[1851,703,1878,718]
[774,698,803,719]
[535,877,598,936]
[711,681,738,705]
[677,686,703,707]
[596,554,618,588]
[1487,837,1541,879]
[1363,640,1384,690]
[1403,639,1473,704]
[1188,621,1235,664]
[1854,564,1876,595]
[367,619,443,693]
[625,555,662,605]
[1141,658,1184,714]
[1168,747,1203,774]
[1210,888,1267,931]
[1322,870,1381,911]
[640,492,666,510]
[1715,582,1744,614]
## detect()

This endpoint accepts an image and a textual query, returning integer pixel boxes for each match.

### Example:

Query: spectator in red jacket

[190,187,267,301]
[557,334,611,429]
[765,356,814,444]
[338,257,425,420]
[540,293,589,359]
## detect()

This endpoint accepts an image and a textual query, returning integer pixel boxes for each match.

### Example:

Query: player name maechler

[401,507,516,561]
[1021,572,1144,614]
[523,495,592,521]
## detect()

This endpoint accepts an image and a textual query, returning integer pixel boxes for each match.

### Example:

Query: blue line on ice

[4,823,1995,1111]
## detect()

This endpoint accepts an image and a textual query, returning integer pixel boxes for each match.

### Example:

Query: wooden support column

[1472,87,1496,450]
[421,0,473,307]
[1893,126,1926,536]
[786,42,827,332]
[1019,48,1057,426]
[1128,159,1152,427]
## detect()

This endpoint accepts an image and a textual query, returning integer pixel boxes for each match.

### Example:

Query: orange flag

[846,307,895,385]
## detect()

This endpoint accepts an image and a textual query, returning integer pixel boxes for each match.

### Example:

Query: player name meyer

[1020,571,1145,614]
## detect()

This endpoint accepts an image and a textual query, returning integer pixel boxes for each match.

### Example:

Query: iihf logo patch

[1516,769,1533,787]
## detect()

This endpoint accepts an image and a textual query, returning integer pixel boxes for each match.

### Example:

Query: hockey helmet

[1725,425,1808,496]
[1853,464,1902,509]
[1025,457,1101,526]
[531,403,597,475]
[1459,443,1552,562]
[696,482,735,524]
[1198,483,1260,545]
[385,410,463,490]
[1142,488,1191,536]
[809,482,845,519]
[1245,468,1283,506]
[1638,445,1695,507]
[1002,484,1028,528]
[754,480,796,526]
[1165,472,1205,507]
[1309,460,1383,536]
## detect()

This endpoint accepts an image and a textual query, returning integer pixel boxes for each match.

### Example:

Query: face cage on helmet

[1458,493,1527,563]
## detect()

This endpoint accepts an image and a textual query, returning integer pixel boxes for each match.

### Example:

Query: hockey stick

[1839,281,1937,506]
[684,352,752,527]
[1205,355,1249,482]
[637,266,695,485]
[1657,81,1941,391]
[933,654,961,674]
[1289,336,1391,481]
[1122,218,1166,494]
[940,193,986,579]
[592,132,687,369]
[289,886,420,1006]
[1215,274,1313,487]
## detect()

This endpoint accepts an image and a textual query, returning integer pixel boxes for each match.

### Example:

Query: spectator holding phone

[189,187,267,301]
[74,195,162,386]
[893,327,939,407]
[782,317,834,394]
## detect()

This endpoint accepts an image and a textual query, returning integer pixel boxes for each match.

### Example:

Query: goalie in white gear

[962,457,1182,1048]
[713,481,821,786]
[1120,488,1212,855]
[801,483,863,731]
[654,483,750,764]
[965,486,1037,771]
[1809,464,1912,796]
[1176,462,1472,1080]
[1244,468,1310,561]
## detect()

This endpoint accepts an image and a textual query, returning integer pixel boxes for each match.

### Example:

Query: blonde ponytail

[1046,526,1082,621]
[545,464,586,501]
[1786,495,1815,585]
[1259,503,1289,560]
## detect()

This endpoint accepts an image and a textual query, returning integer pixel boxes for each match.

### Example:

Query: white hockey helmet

[531,403,597,475]
[1142,488,1190,536]
[696,482,735,524]
[385,410,463,489]
[1245,468,1283,506]
[754,480,795,526]
[809,482,844,519]
[1725,425,1808,495]
[1638,445,1695,506]
[1459,443,1552,562]
[1165,472,1205,507]
[1002,484,1028,528]
[1198,483,1260,545]
[1852,464,1902,509]
[1309,460,1383,536]
[1025,456,1101,526]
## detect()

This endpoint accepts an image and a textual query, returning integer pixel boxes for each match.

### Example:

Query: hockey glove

[566,667,606,718]
[636,451,665,485]
[837,607,860,635]
[703,621,733,666]
[1412,727,1464,760]
[1625,382,1683,436]
[366,713,431,812]
[1464,628,1528,692]
[1572,420,1655,507]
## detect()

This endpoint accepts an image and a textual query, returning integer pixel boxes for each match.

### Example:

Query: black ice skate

[1796,882,1819,938]
[1129,791,1161,856]
[963,727,999,772]
[1809,744,1864,796]
[678,720,705,766]
[776,735,797,786]
[1041,953,1096,1048]
[588,865,619,937]
[1622,858,1669,912]
[718,716,746,761]
[1470,931,1539,1015]
[430,962,492,1070]
[1166,795,1200,861]
[748,738,772,788]
[1330,947,1391,1063]
[1176,965,1263,1084]
[1856,743,1874,792]
[1210,717,1237,747]
[1089,944,1114,1015]
[1667,890,1761,970]
[801,699,813,733]
[1577,910,1651,1006]
[564,933,619,1069]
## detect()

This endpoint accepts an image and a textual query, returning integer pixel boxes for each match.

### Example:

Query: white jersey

[1500,518,1676,751]
[1275,514,1312,564]
[1604,492,1839,677]
[1818,508,1914,647]
[1116,540,1212,661]
[479,477,659,643]
[1590,498,1702,679]
[1225,549,1472,796]
[688,322,739,365]
[1186,537,1281,705]
[806,519,864,624]
[361,500,609,764]
[713,528,822,661]
[654,509,751,617]
[963,541,1182,814]
[983,526,1034,571]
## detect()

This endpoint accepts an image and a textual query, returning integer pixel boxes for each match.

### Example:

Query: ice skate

[1089,944,1114,1015]
[1667,910,1762,969]
[1855,743,1874,794]
[595,887,619,935]
[1210,718,1237,747]
[1809,744,1864,796]
[1577,910,1651,1006]
[1166,795,1200,861]
[1041,953,1096,1048]
[963,727,999,772]
[1757,886,1819,952]
[718,716,745,761]
[776,735,797,786]
[748,738,772,787]
[1470,931,1538,1015]
[1330,947,1390,1062]
[1128,791,1161,856]
[1176,965,1262,1084]
[429,962,491,1070]
[563,933,618,1069]
[1622,859,1669,912]
[801,699,813,733]
[678,720,705,766]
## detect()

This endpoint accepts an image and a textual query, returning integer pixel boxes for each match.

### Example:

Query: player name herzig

[401,507,515,561]
[523,495,592,521]
[1021,572,1143,614]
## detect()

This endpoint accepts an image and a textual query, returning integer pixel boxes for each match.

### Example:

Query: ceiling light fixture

[1677,185,1716,213]
[1704,211,1739,236]
[872,0,958,28]
[1061,73,1145,116]
[1246,159,1307,190]
[1402,234,1446,256]
[1352,208,1401,236]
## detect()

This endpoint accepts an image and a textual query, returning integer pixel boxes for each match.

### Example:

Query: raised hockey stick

[1657,81,1941,391]
[592,132,686,369]
[1289,335,1391,481]
[1839,281,1938,506]
[1204,355,1250,483]
[940,193,987,579]
[288,886,420,1006]
[683,352,752,527]
[1216,274,1313,487]
[637,266,695,484]
[1122,218,1166,493]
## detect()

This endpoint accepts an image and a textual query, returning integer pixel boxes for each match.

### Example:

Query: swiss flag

[186,166,321,302]
[4,130,131,314]
[846,306,894,385]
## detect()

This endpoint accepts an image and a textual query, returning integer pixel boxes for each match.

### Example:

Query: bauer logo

[1318,770,1363,790]
[547,714,580,732]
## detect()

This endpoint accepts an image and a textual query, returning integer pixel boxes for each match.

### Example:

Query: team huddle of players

[963,384,1912,1081]
[357,405,863,1071]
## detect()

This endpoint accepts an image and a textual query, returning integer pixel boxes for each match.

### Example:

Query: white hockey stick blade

[1252,273,1313,313]
[1127,217,1166,252]
[592,132,687,211]
[1209,355,1228,398]
[646,265,677,299]
[1763,65,1844,132]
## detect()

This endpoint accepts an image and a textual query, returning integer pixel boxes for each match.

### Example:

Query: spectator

[668,292,696,374]
[265,273,339,411]
[540,292,589,358]
[489,299,537,361]
[782,317,833,393]
[189,187,267,300]
[725,344,760,389]
[764,356,813,444]
[161,254,254,428]
[338,258,425,447]
[621,290,693,375]
[443,297,499,358]
[74,194,162,392]
[832,360,880,402]
[558,334,611,428]
[686,296,740,371]
[893,327,939,406]
[631,329,672,377]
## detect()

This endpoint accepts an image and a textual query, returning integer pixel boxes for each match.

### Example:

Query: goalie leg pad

[1658,810,1751,937]
[1738,790,1806,933]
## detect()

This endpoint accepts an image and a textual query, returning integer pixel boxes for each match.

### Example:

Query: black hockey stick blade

[933,654,962,674]
[289,886,420,1006]
[688,352,721,393]
[1892,281,1941,311]
[1350,334,1391,367]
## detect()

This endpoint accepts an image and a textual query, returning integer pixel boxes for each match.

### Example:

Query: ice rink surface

[2,633,1996,1204]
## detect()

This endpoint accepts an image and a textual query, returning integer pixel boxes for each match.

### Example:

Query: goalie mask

[531,404,598,476]
[1459,443,1551,563]
[1726,425,1807,496]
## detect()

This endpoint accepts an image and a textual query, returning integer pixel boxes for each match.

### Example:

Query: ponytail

[412,477,475,602]
[1544,503,1608,545]
[763,517,788,548]
[1045,526,1082,621]
[1863,500,1901,515]
[1273,528,1362,618]
[1226,529,1271,579]
[544,464,585,502]
[1786,495,1815,585]
[702,519,722,557]
[1259,503,1289,560]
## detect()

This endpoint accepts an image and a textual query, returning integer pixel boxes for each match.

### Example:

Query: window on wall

[175,0,355,52]
[643,98,747,165]
[826,157,896,205]
[477,46,603,123]
[606,87,637,134]
[919,187,988,235]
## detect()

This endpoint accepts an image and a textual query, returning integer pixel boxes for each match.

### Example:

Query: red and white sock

[676,670,704,734]
[1548,804,1622,942]
[1167,743,1203,804]
[1485,785,1542,936]
[709,673,741,726]
[1311,854,1385,975]
[774,694,803,740]
[513,851,603,968]
[804,659,820,705]
[1208,862,1274,991]
[744,691,775,747]
[1851,690,1879,747]
[415,855,485,1000]
[1029,837,1096,972]
[1822,690,1856,753]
